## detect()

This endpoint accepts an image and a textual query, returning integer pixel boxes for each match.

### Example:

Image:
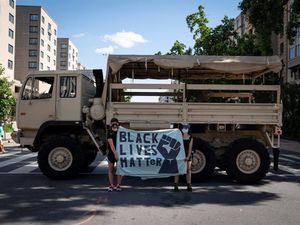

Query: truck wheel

[191,138,216,180]
[38,136,84,179]
[225,138,270,184]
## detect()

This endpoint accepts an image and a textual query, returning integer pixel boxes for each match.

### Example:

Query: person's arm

[186,138,193,160]
[108,138,119,160]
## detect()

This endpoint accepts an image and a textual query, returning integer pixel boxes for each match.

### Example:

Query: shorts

[107,152,117,163]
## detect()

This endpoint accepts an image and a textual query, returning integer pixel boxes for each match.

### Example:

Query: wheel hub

[192,150,206,174]
[236,149,261,174]
[48,147,73,171]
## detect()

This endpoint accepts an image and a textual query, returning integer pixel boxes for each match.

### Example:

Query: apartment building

[0,0,16,81]
[77,62,86,70]
[15,5,58,82]
[57,38,78,70]
[234,13,253,37]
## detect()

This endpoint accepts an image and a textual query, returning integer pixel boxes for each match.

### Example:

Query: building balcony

[288,56,300,69]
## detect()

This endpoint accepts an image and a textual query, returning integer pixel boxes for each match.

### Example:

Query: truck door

[18,76,56,129]
[56,76,81,121]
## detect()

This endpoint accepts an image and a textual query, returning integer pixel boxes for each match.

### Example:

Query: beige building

[57,38,78,70]
[77,62,86,70]
[0,0,16,80]
[15,5,58,83]
[234,13,253,37]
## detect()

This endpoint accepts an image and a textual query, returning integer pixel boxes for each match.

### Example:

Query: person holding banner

[174,123,193,192]
[107,118,123,191]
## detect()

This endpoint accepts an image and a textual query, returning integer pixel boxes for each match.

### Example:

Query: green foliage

[282,84,300,140]
[167,40,192,55]
[0,64,16,121]
[3,123,13,133]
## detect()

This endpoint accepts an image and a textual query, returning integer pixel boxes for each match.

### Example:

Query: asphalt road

[0,146,299,225]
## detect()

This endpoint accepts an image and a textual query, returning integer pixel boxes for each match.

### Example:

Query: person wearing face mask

[107,118,123,191]
[174,123,193,192]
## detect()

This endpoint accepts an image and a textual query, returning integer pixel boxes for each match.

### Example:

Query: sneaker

[187,184,192,192]
[174,183,179,192]
[115,185,122,191]
[108,186,114,192]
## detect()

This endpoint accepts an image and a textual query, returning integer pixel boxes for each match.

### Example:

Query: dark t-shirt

[183,136,192,156]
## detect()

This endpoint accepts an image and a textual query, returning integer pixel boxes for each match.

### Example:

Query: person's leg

[174,176,179,191]
[116,175,123,191]
[186,161,192,191]
[108,162,115,189]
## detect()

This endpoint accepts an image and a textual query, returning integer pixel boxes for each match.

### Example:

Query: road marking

[279,164,300,176]
[281,154,300,162]
[271,155,297,163]
[8,161,38,174]
[0,151,21,158]
[0,153,37,168]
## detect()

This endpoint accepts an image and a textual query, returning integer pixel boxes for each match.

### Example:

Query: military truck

[13,55,283,183]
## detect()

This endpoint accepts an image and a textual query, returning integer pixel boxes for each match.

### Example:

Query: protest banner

[116,127,187,178]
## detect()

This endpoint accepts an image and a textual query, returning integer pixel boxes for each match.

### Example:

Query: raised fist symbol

[157,134,181,174]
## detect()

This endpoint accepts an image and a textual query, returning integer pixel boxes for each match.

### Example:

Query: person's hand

[184,157,189,162]
[157,134,181,160]
[114,152,119,161]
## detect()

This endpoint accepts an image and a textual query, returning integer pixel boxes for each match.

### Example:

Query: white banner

[116,127,187,178]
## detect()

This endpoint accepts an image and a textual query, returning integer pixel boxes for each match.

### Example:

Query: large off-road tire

[191,138,216,180]
[225,138,270,184]
[38,136,84,179]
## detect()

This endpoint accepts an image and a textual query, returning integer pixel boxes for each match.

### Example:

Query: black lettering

[143,133,150,143]
[120,145,126,155]
[129,158,135,167]
[128,132,134,142]
[120,157,127,167]
[144,145,151,155]
[136,145,143,155]
[145,157,150,166]
[150,159,156,165]
[136,157,142,167]
[136,133,142,143]
[156,158,162,166]
[130,144,133,155]
[152,133,158,143]
[120,131,127,142]
[151,145,157,155]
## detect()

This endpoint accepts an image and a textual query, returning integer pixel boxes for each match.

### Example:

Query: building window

[41,51,44,58]
[54,49,56,56]
[8,60,13,69]
[289,47,295,59]
[53,60,56,66]
[9,0,14,8]
[47,67,50,70]
[60,52,67,58]
[40,63,43,70]
[30,14,39,21]
[29,38,38,45]
[280,43,284,56]
[42,16,45,23]
[8,29,14,39]
[29,26,39,33]
[297,44,300,57]
[29,50,38,57]
[8,44,13,54]
[60,61,67,66]
[28,61,38,69]
[47,44,51,51]
[41,39,44,46]
[54,39,57,46]
[9,13,14,24]
[48,23,51,32]
[41,28,44,35]
[61,44,68,49]
[68,62,71,67]
[47,55,50,62]
[48,35,51,41]
[54,29,57,36]
[60,76,77,98]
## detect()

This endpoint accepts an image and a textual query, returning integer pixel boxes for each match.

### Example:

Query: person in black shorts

[107,118,123,191]
[174,123,193,192]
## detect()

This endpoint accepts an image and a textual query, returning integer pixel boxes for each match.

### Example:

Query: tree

[239,0,285,55]
[0,64,16,121]
[167,40,192,55]
[287,0,300,43]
